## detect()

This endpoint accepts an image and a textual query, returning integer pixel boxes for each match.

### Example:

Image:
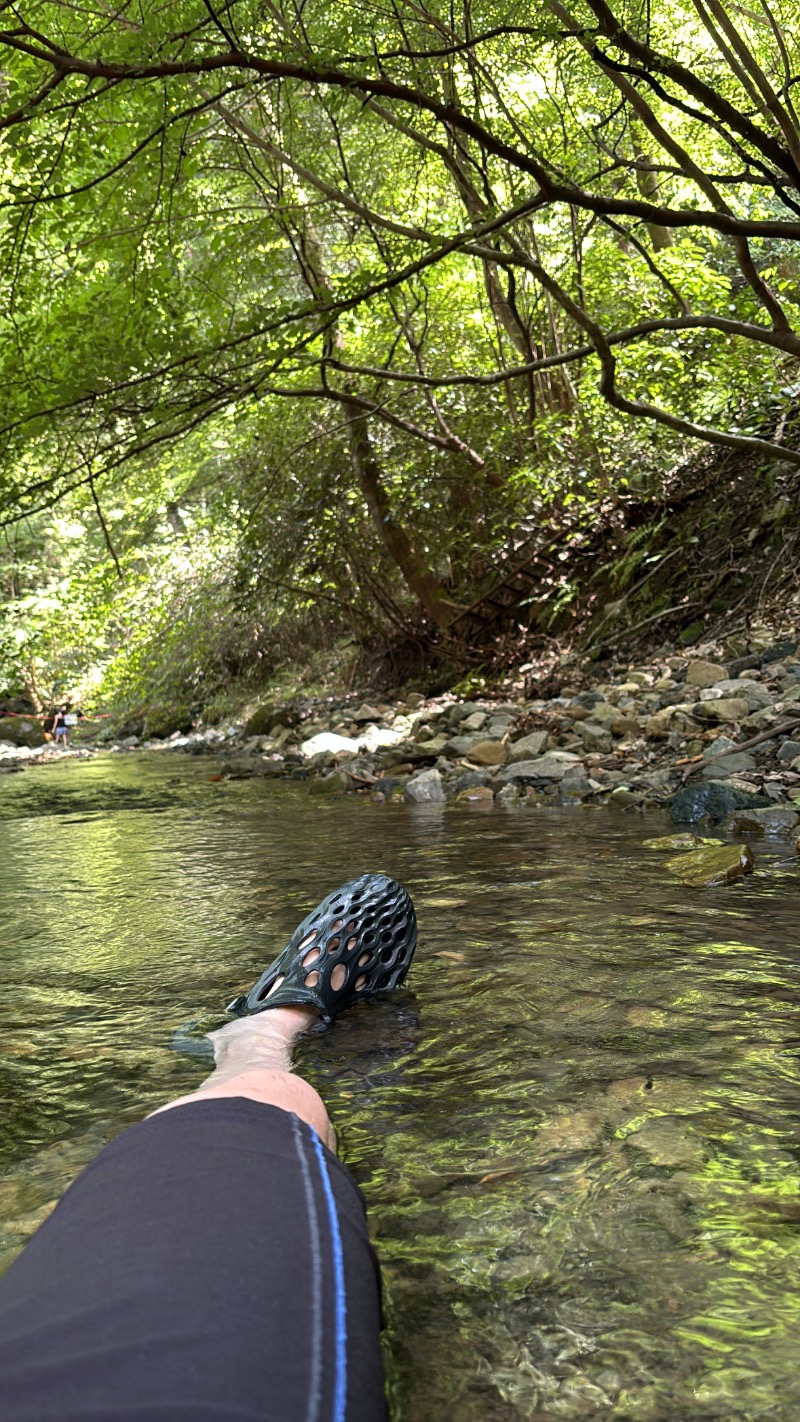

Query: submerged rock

[643,832,710,850]
[625,1117,708,1168]
[665,841,754,887]
[669,782,770,824]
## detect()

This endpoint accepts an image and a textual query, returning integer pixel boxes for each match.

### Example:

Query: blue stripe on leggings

[292,1116,323,1422]
[310,1128,348,1422]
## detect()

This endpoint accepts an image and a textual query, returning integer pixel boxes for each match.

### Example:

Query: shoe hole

[302,947,321,966]
[298,931,317,951]
[346,936,358,952]
[332,902,344,914]
[261,974,285,1000]
[305,970,320,988]
[380,929,393,944]
[346,920,356,933]
[380,947,394,963]
[362,931,376,947]
[396,947,407,962]
[331,963,346,991]
[355,974,367,991]
[327,936,341,952]
[331,919,344,932]
[358,952,371,966]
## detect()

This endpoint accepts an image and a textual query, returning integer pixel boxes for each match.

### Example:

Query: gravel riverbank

[6,640,798,837]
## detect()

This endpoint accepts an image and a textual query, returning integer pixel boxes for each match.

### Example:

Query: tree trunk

[341,394,457,628]
[292,211,457,626]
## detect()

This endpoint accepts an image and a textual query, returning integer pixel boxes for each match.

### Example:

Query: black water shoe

[227,872,417,1025]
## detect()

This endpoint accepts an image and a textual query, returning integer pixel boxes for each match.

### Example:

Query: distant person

[51,707,68,747]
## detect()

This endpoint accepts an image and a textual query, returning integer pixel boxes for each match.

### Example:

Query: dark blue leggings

[0,1099,387,1421]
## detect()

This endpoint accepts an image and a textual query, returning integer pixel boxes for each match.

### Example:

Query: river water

[1,753,800,1420]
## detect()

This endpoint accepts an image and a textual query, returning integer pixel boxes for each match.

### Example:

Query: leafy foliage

[1,0,800,701]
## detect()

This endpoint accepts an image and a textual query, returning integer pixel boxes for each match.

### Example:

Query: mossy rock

[643,833,716,851]
[665,841,754,888]
[144,705,194,739]
[0,716,45,748]
[308,769,352,795]
[678,620,705,646]
[115,716,146,739]
[243,700,303,736]
[242,703,277,736]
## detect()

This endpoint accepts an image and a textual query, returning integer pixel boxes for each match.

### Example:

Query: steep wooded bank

[1,1,800,712]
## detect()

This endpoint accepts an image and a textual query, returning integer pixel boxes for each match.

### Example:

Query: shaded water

[2,754,800,1420]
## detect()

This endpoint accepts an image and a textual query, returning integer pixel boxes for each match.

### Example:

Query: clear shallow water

[1,754,800,1420]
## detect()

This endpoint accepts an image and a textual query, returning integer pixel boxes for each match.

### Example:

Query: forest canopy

[1,0,800,710]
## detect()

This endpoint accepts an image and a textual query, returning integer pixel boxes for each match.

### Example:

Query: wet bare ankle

[208,1006,319,1070]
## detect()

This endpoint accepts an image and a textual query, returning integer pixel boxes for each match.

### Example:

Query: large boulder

[243,701,302,736]
[669,782,770,824]
[0,716,45,748]
[144,704,194,739]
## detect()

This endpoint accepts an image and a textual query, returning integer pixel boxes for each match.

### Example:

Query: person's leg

[0,874,415,1422]
[0,1012,385,1422]
[151,1005,337,1151]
